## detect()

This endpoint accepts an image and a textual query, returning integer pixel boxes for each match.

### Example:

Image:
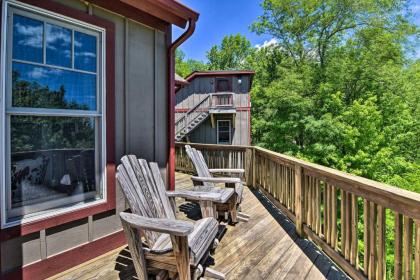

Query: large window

[1,2,106,227]
[217,120,231,144]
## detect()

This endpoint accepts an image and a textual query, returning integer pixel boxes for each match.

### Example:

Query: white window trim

[0,0,108,229]
[217,119,231,144]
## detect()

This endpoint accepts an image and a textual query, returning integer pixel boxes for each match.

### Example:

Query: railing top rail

[211,92,234,96]
[175,142,249,151]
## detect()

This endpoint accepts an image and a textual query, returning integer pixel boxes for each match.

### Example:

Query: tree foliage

[249,0,419,192]
[175,49,208,77]
[206,34,253,70]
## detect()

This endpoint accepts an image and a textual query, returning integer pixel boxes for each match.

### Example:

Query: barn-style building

[175,70,254,146]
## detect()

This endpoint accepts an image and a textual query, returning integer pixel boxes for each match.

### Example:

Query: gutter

[168,19,196,190]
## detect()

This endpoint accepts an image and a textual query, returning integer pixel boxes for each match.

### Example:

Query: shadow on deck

[49,172,350,280]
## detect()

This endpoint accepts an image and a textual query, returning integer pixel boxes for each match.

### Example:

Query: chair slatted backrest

[117,155,175,247]
[185,145,215,188]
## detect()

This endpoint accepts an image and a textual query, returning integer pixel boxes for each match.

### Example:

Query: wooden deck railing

[175,142,420,280]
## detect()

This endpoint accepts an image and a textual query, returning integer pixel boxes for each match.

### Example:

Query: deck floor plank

[49,172,350,280]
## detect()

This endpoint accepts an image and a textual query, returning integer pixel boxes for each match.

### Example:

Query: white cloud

[255,38,279,49]
[14,22,43,48]
[74,39,83,48]
[46,24,71,49]
[75,51,96,58]
[27,67,63,79]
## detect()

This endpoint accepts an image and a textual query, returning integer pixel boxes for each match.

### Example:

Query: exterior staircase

[175,95,210,141]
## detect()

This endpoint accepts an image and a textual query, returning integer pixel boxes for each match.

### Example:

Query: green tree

[175,49,208,77]
[251,0,417,73]
[248,1,419,277]
[206,34,253,70]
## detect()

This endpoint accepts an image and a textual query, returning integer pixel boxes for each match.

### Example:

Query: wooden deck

[49,172,350,280]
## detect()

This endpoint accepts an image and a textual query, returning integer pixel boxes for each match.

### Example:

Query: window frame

[0,0,109,229]
[217,119,231,144]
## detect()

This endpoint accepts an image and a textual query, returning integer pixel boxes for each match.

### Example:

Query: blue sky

[174,0,420,61]
[173,0,272,62]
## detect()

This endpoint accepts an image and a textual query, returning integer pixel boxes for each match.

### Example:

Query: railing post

[295,165,304,237]
[252,148,256,188]
[245,147,253,187]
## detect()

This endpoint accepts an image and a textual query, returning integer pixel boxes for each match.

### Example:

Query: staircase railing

[175,95,211,137]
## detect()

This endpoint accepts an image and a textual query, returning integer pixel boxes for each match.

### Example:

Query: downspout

[168,19,196,190]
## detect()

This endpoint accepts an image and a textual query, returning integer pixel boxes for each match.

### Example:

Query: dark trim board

[86,0,169,32]
[0,0,116,241]
[184,70,255,82]
[2,231,126,280]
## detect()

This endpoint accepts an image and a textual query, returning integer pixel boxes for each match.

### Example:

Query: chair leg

[212,238,220,250]
[170,235,190,280]
[229,196,238,223]
[199,200,217,218]
[156,270,169,280]
[193,264,204,280]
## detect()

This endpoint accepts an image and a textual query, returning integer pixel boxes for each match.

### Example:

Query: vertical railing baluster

[341,190,347,256]
[331,186,338,250]
[415,220,420,280]
[295,165,303,237]
[368,201,377,280]
[350,194,359,267]
[404,216,413,280]
[394,212,403,279]
[363,199,370,275]
[377,205,385,280]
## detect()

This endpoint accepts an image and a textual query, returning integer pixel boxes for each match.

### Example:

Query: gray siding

[188,112,250,145]
[1,0,169,274]
[176,75,251,146]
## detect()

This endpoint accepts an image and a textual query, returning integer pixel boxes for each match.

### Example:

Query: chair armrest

[120,212,193,236]
[191,176,241,184]
[166,190,222,202]
[209,168,245,174]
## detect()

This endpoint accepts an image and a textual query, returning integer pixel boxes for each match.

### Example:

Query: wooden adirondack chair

[117,155,226,280]
[185,145,250,223]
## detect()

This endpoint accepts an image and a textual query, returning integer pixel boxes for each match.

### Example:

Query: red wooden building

[175,70,254,146]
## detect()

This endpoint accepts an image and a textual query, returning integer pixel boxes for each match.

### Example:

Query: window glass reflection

[74,32,97,72]
[12,62,97,110]
[218,121,231,144]
[13,14,43,63]
[46,23,72,68]
[10,115,97,210]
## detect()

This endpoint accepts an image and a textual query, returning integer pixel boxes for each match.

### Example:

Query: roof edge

[119,0,199,28]
[185,70,255,82]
